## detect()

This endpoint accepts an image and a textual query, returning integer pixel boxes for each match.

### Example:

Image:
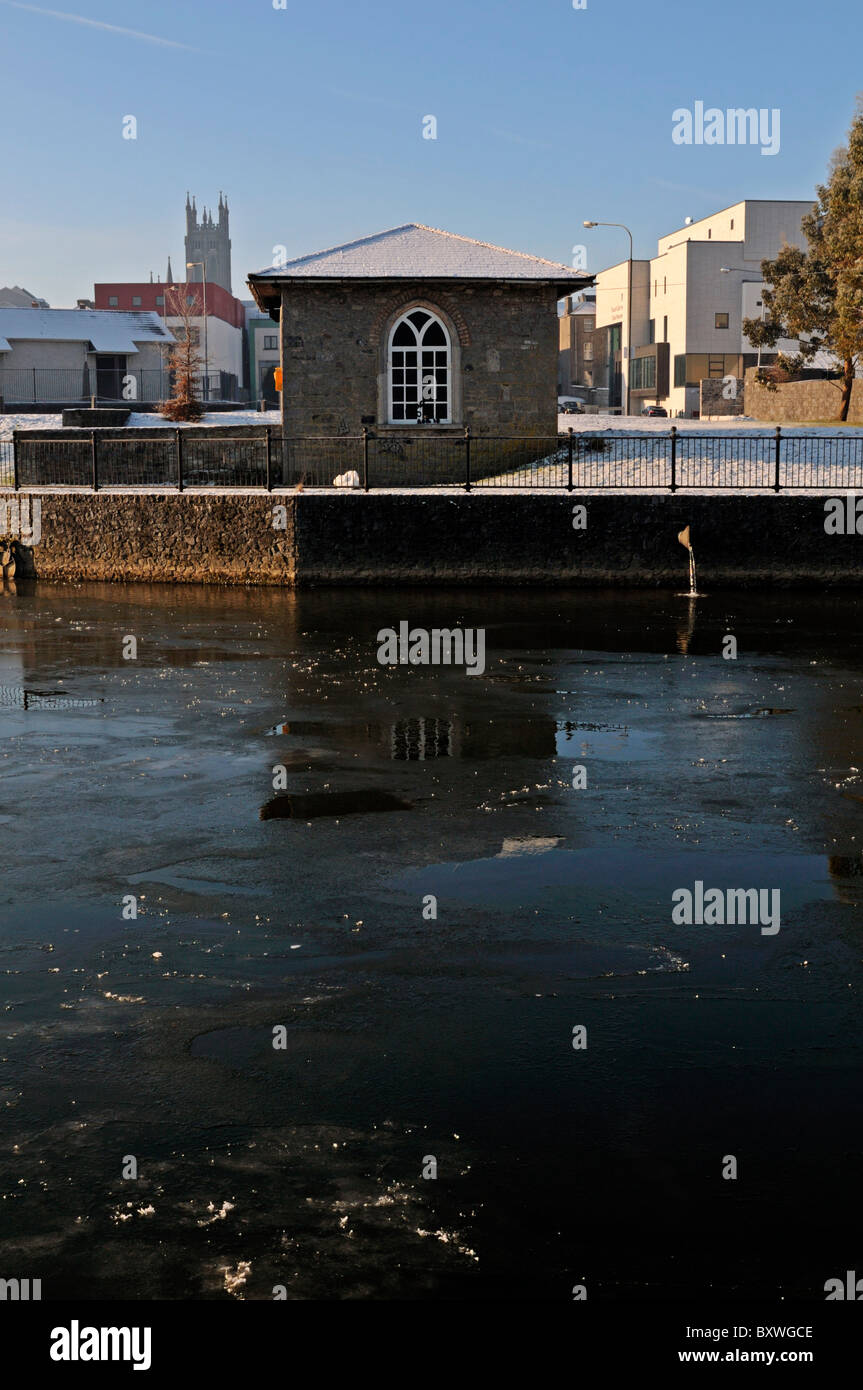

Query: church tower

[184,192,232,293]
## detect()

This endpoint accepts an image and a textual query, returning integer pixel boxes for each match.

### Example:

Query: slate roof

[248,223,592,309]
[0,308,172,354]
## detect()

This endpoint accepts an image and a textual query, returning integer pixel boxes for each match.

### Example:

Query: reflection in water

[695,705,795,720]
[829,853,863,877]
[0,684,103,709]
[676,595,697,654]
[267,715,556,760]
[260,789,413,820]
[391,717,453,760]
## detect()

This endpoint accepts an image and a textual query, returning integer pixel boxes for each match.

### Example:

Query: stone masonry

[279,282,560,439]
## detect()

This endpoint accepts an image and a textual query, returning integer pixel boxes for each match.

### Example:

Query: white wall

[166,315,243,382]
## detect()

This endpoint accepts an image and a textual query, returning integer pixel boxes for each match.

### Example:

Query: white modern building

[592,200,812,416]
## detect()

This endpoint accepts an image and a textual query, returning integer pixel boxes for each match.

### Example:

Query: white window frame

[387,308,452,425]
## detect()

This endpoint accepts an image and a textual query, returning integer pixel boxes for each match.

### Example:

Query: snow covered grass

[556,411,863,436]
[484,417,863,489]
[2,411,863,491]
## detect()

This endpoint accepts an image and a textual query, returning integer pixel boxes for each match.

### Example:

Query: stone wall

[11,489,863,588]
[14,493,295,584]
[700,377,744,417]
[291,493,863,587]
[279,281,560,438]
[744,368,863,423]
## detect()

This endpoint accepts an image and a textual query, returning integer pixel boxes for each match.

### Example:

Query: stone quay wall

[6,489,863,588]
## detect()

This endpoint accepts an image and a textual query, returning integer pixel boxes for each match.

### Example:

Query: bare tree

[160,283,204,421]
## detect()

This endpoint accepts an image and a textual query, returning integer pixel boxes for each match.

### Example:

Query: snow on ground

[495,418,863,488]
[2,409,858,442]
[2,411,862,490]
[557,412,863,437]
[0,410,280,440]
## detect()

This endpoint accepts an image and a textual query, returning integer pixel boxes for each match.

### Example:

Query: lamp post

[584,219,634,416]
[186,260,209,402]
[720,266,766,369]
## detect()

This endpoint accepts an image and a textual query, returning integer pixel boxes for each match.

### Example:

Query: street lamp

[720,266,766,369]
[186,260,209,402]
[584,219,634,416]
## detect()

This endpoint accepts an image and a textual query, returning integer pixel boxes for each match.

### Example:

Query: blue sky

[0,0,859,305]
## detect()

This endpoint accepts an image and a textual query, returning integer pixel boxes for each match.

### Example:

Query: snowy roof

[248,223,592,308]
[0,308,172,353]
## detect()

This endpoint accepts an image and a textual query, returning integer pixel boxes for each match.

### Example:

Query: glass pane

[392,322,416,346]
[423,320,446,346]
[393,404,405,420]
[408,311,430,330]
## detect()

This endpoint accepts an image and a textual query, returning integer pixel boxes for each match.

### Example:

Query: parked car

[641,404,668,417]
[560,400,584,415]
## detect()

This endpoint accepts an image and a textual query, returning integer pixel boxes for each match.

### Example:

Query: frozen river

[1,582,862,1300]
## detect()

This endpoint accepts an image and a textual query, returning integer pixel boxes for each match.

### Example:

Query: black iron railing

[3,426,863,491]
[0,366,247,405]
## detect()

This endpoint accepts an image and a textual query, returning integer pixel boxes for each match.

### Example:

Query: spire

[166,256,174,283]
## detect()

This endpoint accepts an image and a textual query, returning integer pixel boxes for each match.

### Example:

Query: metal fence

[3,426,863,491]
[0,367,247,405]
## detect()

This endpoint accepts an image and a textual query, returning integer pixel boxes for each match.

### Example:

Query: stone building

[558,291,597,400]
[247,224,591,439]
[185,192,233,294]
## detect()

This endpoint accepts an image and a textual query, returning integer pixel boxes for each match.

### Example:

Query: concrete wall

[744,368,863,423]
[0,341,167,372]
[279,280,560,438]
[9,490,863,588]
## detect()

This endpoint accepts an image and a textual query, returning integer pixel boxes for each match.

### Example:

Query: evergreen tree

[744,97,863,421]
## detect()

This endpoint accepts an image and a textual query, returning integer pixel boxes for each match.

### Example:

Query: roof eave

[247,272,594,304]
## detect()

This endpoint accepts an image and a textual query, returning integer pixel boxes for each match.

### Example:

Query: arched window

[388,308,451,423]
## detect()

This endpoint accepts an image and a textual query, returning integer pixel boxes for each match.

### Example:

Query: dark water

[1,582,862,1301]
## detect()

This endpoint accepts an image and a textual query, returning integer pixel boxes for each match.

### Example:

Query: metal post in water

[677,523,696,595]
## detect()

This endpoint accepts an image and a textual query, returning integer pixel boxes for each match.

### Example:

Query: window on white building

[388,308,451,423]
[263,335,278,350]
